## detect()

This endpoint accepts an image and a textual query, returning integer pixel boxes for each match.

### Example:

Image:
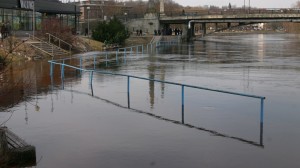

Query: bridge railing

[165,8,300,17]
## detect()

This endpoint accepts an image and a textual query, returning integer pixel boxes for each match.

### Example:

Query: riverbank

[124,36,153,47]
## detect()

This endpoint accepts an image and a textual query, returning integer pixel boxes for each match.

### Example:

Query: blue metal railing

[49,41,265,145]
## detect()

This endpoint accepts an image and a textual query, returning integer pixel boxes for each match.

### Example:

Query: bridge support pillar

[227,22,231,28]
[187,22,195,41]
[202,23,206,36]
[191,22,195,37]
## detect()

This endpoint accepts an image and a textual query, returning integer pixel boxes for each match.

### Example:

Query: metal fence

[49,40,266,146]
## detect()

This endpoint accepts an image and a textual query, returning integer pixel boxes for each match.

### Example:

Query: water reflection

[2,34,300,167]
[0,61,68,112]
[147,54,166,108]
[69,86,264,148]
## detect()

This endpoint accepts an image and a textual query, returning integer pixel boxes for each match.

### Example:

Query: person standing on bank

[85,28,88,36]
[6,22,11,37]
[1,23,5,41]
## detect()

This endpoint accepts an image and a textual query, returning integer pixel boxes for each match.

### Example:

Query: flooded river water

[1,33,300,167]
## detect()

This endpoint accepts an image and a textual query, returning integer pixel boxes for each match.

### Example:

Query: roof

[0,0,80,14]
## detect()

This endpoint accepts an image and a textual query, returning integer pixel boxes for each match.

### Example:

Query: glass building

[0,0,80,31]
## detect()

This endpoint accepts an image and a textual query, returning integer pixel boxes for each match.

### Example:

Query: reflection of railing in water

[63,88,264,148]
[48,42,266,147]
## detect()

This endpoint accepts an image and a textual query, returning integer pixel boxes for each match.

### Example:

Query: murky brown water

[1,34,300,167]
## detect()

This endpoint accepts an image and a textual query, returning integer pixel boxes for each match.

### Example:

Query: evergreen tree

[92,17,129,45]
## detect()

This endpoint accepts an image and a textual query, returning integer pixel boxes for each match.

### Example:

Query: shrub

[92,17,129,45]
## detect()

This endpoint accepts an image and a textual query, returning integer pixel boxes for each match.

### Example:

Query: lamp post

[244,0,245,13]
[32,0,35,37]
[124,12,127,22]
[248,0,251,13]
[87,6,90,37]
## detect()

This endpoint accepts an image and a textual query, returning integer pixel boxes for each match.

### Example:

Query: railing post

[130,47,133,55]
[127,76,130,108]
[181,85,185,124]
[116,49,119,64]
[48,34,50,44]
[260,98,264,125]
[124,48,127,63]
[105,52,108,67]
[61,63,65,79]
[89,71,94,85]
[142,45,144,54]
[52,45,54,56]
[147,44,149,53]
[136,45,138,55]
[50,62,53,76]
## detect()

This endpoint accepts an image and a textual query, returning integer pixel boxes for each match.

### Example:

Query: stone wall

[125,13,159,36]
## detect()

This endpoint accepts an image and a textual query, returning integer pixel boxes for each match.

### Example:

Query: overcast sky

[171,0,299,8]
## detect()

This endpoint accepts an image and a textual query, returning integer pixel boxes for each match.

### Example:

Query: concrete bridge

[158,9,300,39]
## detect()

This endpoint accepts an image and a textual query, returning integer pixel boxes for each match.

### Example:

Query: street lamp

[124,12,127,22]
[87,6,90,37]
[32,0,35,37]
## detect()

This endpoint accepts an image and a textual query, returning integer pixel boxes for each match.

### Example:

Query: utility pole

[87,6,90,37]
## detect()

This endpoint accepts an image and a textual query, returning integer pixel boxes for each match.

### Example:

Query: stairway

[150,35,162,43]
[26,41,69,57]
[25,34,71,57]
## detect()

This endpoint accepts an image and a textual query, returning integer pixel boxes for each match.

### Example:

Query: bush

[92,17,129,45]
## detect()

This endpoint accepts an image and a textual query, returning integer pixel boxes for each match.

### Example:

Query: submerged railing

[48,41,266,146]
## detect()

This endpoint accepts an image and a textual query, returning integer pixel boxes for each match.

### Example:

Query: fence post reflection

[127,76,130,108]
[260,98,265,146]
[182,85,185,124]
[50,62,54,76]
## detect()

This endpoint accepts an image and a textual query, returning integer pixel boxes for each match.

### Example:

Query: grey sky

[172,0,299,8]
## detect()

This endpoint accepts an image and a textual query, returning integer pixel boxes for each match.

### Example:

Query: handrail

[49,58,265,129]
[27,33,48,44]
[50,60,265,100]
[46,33,72,55]
[27,33,55,56]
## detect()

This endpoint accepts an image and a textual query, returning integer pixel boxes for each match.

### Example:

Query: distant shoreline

[204,30,288,36]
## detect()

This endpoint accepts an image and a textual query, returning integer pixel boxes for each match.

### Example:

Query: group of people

[154,28,183,36]
[136,29,143,36]
[1,22,11,41]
